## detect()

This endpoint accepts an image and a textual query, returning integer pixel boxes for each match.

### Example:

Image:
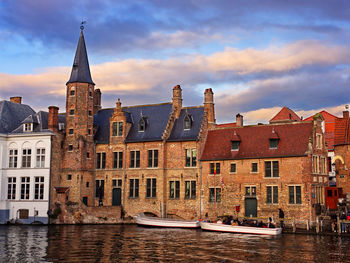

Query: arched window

[139,118,146,132]
[184,115,192,130]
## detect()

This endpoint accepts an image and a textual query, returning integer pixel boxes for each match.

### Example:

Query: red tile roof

[270,106,301,123]
[304,110,339,151]
[201,122,313,161]
[217,122,237,128]
[334,116,350,145]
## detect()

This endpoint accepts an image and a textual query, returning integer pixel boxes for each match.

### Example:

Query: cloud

[0,40,349,119]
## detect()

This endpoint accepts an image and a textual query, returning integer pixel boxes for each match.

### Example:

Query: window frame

[34,176,44,200]
[169,180,180,199]
[22,148,32,168]
[185,180,196,199]
[20,177,30,200]
[266,185,278,204]
[209,187,221,202]
[148,149,159,168]
[9,149,18,168]
[129,178,139,198]
[35,148,45,168]
[95,179,105,198]
[264,161,279,178]
[289,185,302,204]
[251,162,258,173]
[210,163,221,174]
[130,150,140,168]
[231,141,240,151]
[113,151,123,169]
[230,163,237,173]
[184,115,192,130]
[185,148,197,167]
[96,152,106,169]
[146,178,157,198]
[7,177,16,200]
[112,121,123,137]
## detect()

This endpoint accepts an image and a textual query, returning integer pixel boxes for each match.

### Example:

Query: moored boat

[134,213,200,228]
[200,221,282,235]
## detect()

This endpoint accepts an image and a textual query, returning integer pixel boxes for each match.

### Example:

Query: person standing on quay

[279,208,284,228]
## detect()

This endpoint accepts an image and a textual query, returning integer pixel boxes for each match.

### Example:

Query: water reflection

[0,225,350,262]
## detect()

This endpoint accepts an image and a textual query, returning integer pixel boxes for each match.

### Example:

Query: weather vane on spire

[80,21,86,31]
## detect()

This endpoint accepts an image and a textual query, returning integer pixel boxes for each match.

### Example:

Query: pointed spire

[67,26,94,85]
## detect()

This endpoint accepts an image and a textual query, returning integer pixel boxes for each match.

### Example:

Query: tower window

[89,87,93,97]
[69,109,74,115]
[70,87,75,96]
[69,129,73,135]
[68,145,73,151]
[89,110,92,116]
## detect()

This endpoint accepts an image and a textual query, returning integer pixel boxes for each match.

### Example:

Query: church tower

[62,25,96,205]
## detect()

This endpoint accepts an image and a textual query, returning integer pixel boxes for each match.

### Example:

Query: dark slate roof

[125,103,172,142]
[94,108,114,144]
[67,30,94,85]
[167,106,204,141]
[0,101,35,133]
[201,122,313,161]
[11,111,52,134]
[93,103,172,144]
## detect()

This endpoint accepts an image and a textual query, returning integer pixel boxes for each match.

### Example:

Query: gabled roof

[304,110,339,151]
[0,100,35,133]
[201,122,313,161]
[167,106,205,141]
[67,30,94,85]
[270,106,301,123]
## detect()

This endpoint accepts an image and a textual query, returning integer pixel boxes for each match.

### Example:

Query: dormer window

[139,118,146,132]
[231,141,240,151]
[184,115,192,130]
[23,123,33,132]
[269,139,279,149]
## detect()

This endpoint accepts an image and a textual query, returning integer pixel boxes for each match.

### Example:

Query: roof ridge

[123,102,171,109]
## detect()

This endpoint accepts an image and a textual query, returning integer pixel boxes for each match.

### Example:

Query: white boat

[200,221,282,235]
[134,213,200,228]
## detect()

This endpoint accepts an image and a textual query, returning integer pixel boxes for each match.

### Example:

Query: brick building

[200,113,328,223]
[334,109,350,194]
[49,28,213,222]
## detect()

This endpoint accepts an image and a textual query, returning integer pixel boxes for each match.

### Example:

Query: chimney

[204,88,215,127]
[343,111,349,119]
[93,88,102,114]
[10,96,22,104]
[48,106,59,132]
[236,113,243,127]
[172,85,182,118]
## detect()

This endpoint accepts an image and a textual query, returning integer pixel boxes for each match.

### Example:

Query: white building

[0,98,55,224]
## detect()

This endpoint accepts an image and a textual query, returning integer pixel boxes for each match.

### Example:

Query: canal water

[0,225,350,262]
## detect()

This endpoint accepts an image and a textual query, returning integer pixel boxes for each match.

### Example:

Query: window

[230,163,236,173]
[113,179,122,187]
[129,179,139,198]
[88,129,91,135]
[265,161,279,177]
[209,188,221,202]
[130,150,140,168]
[69,109,74,115]
[67,174,72,180]
[21,177,30,199]
[112,122,123,136]
[86,182,89,188]
[88,110,92,116]
[22,149,31,168]
[36,148,45,168]
[69,129,73,135]
[289,185,302,204]
[9,149,18,168]
[184,115,191,130]
[7,177,16,200]
[316,134,322,149]
[231,141,240,151]
[23,123,32,132]
[245,186,256,196]
[146,178,156,198]
[34,177,44,200]
[210,163,220,174]
[68,145,73,151]
[185,149,197,167]
[139,118,146,132]
[95,180,105,198]
[113,152,123,169]
[169,180,180,199]
[251,163,258,173]
[96,152,106,169]
[269,139,278,149]
[148,150,158,168]
[89,87,92,97]
[266,186,278,204]
[70,87,75,96]
[185,181,196,199]
[312,155,319,174]
[87,152,90,158]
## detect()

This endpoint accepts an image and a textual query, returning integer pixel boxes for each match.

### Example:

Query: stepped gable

[270,106,301,123]
[167,106,205,141]
[0,100,35,133]
[304,110,339,151]
[201,122,313,161]
[66,30,94,85]
[124,103,172,142]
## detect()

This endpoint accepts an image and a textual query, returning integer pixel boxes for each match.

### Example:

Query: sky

[0,0,350,124]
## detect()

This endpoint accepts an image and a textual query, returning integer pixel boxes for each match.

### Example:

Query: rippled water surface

[1,225,350,262]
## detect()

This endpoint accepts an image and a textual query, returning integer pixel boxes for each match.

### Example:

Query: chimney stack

[204,88,215,127]
[48,106,59,132]
[172,85,182,118]
[93,88,102,114]
[10,96,22,104]
[343,111,349,119]
[236,113,243,127]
